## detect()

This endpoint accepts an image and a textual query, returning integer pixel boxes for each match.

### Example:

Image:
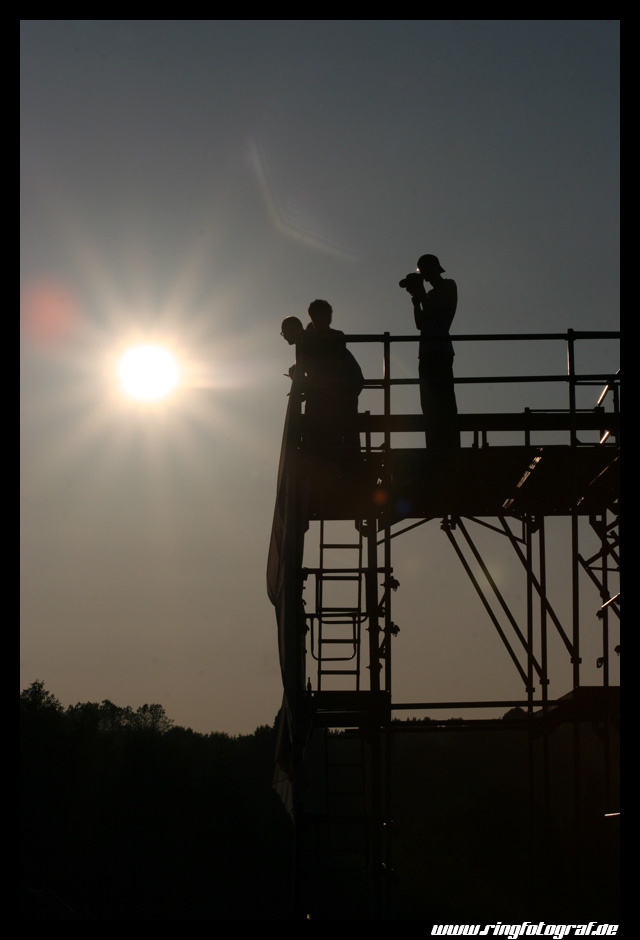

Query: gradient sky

[20,20,620,734]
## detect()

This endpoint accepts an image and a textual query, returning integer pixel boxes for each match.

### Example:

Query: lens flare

[21,278,82,346]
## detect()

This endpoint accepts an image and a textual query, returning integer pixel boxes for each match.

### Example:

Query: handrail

[289,329,620,449]
[343,330,620,343]
[362,373,616,387]
[356,411,619,433]
[335,329,620,447]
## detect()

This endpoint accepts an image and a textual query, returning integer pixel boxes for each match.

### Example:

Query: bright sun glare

[118,345,179,400]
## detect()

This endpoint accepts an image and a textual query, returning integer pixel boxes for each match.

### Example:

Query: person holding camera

[400,254,460,450]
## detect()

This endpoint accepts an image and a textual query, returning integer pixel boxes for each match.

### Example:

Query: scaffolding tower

[267,329,620,920]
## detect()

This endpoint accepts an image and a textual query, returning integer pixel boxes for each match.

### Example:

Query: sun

[118,345,180,400]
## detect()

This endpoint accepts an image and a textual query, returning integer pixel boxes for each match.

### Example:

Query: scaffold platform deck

[304,440,619,523]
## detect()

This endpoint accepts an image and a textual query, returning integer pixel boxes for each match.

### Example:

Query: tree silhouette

[20,679,63,714]
[20,683,294,920]
[21,683,617,920]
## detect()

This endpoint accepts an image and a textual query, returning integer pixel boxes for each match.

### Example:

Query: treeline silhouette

[21,682,619,921]
[20,682,294,920]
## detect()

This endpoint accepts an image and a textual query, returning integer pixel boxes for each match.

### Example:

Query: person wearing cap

[403,254,460,449]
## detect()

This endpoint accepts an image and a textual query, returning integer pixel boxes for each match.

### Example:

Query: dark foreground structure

[267,329,619,921]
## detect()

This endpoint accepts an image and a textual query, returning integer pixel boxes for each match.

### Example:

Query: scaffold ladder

[309,520,366,691]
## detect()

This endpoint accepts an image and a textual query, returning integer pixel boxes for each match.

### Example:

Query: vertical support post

[567,328,577,448]
[525,515,534,704]
[598,512,612,813]
[382,510,393,909]
[571,517,581,690]
[365,521,381,695]
[525,515,536,874]
[364,517,385,915]
[383,531,392,695]
[566,331,583,856]
[383,332,391,454]
[567,330,581,689]
[538,516,551,835]
[379,331,393,907]
[599,512,610,689]
[537,518,549,705]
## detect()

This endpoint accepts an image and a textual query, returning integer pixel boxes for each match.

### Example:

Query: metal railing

[339,328,620,449]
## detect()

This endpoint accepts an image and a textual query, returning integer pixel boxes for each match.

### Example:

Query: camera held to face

[399,272,424,295]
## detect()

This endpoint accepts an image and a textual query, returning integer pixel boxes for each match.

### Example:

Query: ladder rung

[319,607,360,614]
[321,542,361,550]
[319,571,361,576]
[318,622,361,628]
[319,640,358,647]
[318,636,360,648]
[308,567,368,574]
[319,569,360,581]
[320,668,359,675]
[318,616,360,623]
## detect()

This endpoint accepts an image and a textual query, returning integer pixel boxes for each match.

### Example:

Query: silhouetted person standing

[281,302,363,455]
[304,300,363,455]
[401,254,460,450]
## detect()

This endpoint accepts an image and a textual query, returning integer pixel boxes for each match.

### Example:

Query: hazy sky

[20,20,620,734]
